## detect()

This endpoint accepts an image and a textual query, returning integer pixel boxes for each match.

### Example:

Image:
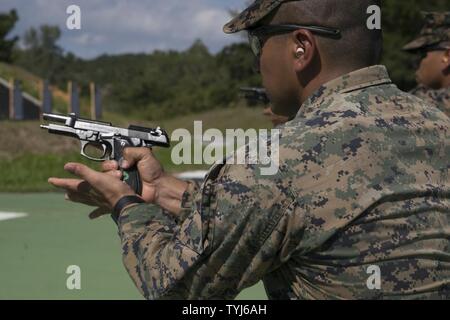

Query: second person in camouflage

[403,11,450,117]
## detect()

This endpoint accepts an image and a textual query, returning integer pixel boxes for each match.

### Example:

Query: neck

[441,76,450,88]
[299,66,363,104]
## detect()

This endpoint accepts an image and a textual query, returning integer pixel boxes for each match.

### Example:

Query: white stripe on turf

[0,212,28,221]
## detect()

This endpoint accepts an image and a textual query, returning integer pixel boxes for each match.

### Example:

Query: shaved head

[268,0,383,69]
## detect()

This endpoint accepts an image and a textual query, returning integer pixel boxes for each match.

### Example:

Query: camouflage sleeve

[118,165,299,300]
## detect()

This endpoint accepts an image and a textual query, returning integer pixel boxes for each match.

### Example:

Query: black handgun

[239,87,270,106]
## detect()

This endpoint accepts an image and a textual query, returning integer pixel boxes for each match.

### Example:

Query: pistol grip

[122,166,143,196]
[113,140,143,195]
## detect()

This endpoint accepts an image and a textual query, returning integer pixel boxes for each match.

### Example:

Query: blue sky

[0,0,248,59]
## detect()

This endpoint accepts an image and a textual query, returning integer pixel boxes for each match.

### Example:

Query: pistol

[40,113,170,195]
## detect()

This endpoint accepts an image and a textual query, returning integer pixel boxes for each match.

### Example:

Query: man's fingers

[48,178,84,192]
[106,170,122,179]
[64,163,100,184]
[101,160,119,172]
[65,191,96,206]
[121,147,152,169]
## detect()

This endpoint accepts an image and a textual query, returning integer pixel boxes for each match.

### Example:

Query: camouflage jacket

[118,65,450,300]
[410,85,450,117]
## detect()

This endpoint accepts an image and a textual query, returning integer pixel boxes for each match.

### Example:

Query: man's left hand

[48,162,136,219]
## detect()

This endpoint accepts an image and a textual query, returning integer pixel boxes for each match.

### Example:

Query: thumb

[121,147,152,169]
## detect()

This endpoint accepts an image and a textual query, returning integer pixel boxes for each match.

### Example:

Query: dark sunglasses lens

[421,50,427,60]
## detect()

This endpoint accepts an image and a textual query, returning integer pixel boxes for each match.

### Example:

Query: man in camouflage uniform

[403,12,450,117]
[49,0,450,299]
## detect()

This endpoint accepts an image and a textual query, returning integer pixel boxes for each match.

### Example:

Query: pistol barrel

[42,113,71,123]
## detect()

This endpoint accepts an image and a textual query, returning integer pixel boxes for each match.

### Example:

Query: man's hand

[107,148,189,216]
[48,163,136,219]
[101,147,165,204]
[49,148,189,218]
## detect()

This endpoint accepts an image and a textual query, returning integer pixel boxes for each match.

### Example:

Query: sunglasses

[248,24,341,59]
[419,45,447,58]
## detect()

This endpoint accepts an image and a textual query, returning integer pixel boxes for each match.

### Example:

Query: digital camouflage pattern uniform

[403,12,450,117]
[119,65,450,300]
[118,1,450,299]
[409,86,450,117]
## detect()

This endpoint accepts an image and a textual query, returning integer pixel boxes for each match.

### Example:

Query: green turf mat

[0,193,267,300]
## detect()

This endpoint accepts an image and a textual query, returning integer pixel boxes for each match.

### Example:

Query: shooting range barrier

[0,77,102,120]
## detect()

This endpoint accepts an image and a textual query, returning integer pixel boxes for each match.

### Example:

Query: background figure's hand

[263,106,290,127]
[102,148,164,204]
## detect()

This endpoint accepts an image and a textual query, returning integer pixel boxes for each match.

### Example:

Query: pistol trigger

[80,141,105,162]
[101,143,108,159]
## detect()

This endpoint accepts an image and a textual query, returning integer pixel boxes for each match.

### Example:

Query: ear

[291,29,317,73]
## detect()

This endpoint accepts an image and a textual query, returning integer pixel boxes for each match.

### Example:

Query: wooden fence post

[41,80,52,114]
[68,81,80,115]
[9,79,23,120]
[8,79,13,119]
[90,82,102,120]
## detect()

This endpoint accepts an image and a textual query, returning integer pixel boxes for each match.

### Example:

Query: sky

[0,0,248,59]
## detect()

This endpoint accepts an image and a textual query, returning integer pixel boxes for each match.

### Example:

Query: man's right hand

[102,148,164,204]
[103,148,189,216]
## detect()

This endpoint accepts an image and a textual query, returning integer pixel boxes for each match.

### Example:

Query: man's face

[259,35,302,117]
[416,50,446,89]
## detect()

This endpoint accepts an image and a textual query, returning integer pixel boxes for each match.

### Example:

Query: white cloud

[72,33,107,46]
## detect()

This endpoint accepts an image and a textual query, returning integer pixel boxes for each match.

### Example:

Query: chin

[415,74,423,86]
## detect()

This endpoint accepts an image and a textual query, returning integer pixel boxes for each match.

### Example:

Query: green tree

[16,25,63,80]
[0,9,19,63]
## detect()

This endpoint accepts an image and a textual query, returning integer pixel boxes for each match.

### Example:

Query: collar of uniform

[296,65,392,118]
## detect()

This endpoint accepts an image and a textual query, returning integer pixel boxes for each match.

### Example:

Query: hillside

[0,62,89,114]
[0,62,42,97]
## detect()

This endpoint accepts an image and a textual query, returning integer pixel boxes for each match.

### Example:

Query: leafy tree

[15,25,64,81]
[0,9,19,63]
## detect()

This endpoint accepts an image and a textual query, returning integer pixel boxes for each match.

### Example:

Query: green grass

[0,150,207,192]
[0,193,267,299]
[0,153,100,192]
